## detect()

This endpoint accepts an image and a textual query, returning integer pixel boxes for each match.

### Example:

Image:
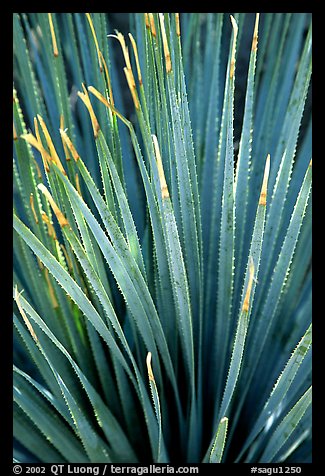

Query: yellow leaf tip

[252,13,260,51]
[14,287,39,342]
[159,13,172,74]
[229,16,238,79]
[85,13,103,71]
[175,13,181,36]
[13,122,18,141]
[148,13,157,37]
[78,88,100,138]
[59,128,80,162]
[124,67,140,110]
[230,15,238,33]
[36,114,66,174]
[242,258,255,313]
[146,352,155,382]
[128,33,143,86]
[259,153,270,206]
[44,268,59,308]
[48,13,59,57]
[109,31,140,108]
[29,193,39,224]
[144,13,150,29]
[152,134,169,199]
[37,184,69,228]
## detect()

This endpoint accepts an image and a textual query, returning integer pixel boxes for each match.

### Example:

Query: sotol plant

[13,13,312,463]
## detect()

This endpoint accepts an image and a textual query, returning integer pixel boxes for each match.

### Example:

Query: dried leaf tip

[37,114,65,175]
[309,159,312,168]
[88,86,110,108]
[21,130,51,172]
[252,13,260,51]
[75,173,82,196]
[242,258,255,313]
[44,268,59,308]
[98,51,115,107]
[148,13,157,37]
[230,15,238,33]
[13,122,18,141]
[37,184,69,228]
[31,155,42,179]
[41,211,57,239]
[109,31,132,71]
[159,13,172,74]
[14,286,38,343]
[152,134,169,199]
[109,31,139,110]
[59,128,80,162]
[259,154,270,206]
[229,15,238,79]
[30,193,39,224]
[85,13,103,72]
[124,67,140,110]
[48,13,59,57]
[88,87,128,125]
[146,352,155,382]
[60,243,73,272]
[129,33,143,86]
[144,13,150,29]
[78,84,100,138]
[60,116,71,161]
[175,13,181,37]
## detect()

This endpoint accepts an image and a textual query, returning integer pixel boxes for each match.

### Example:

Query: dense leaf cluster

[13,13,312,463]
